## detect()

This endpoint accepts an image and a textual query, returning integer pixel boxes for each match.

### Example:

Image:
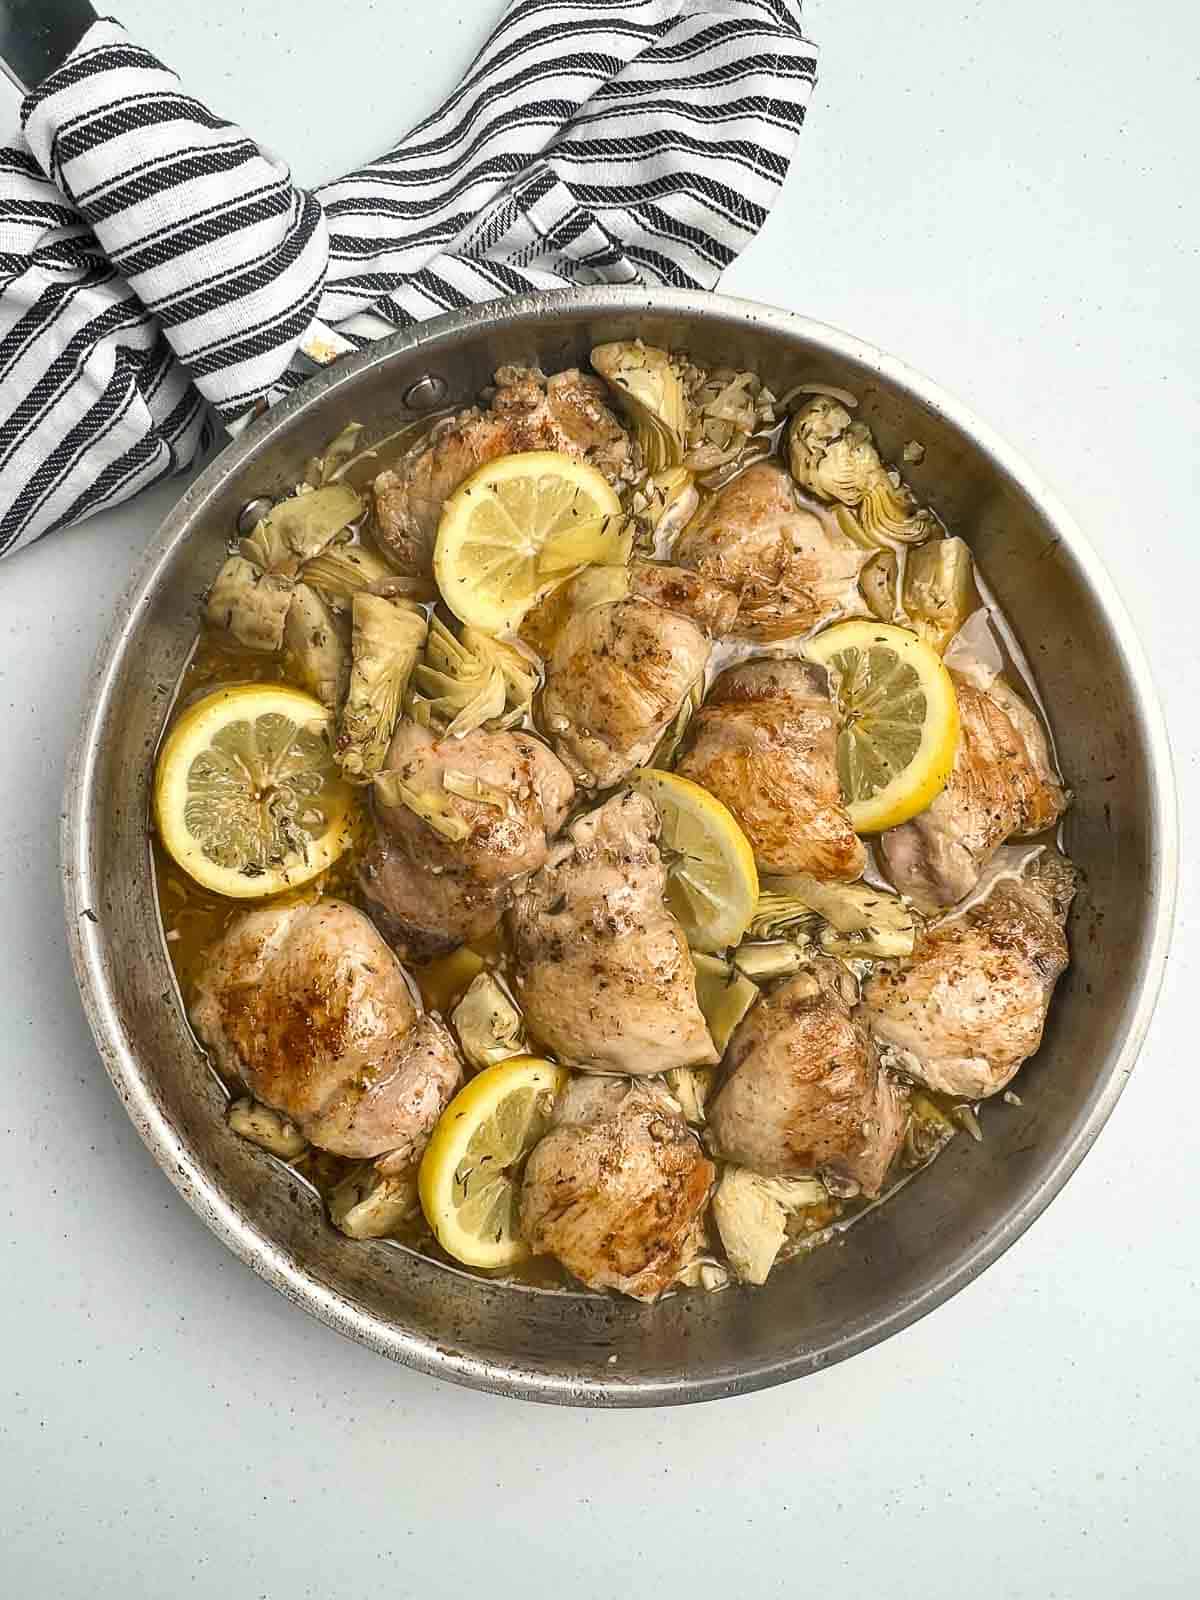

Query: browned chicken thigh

[361,721,575,963]
[708,958,908,1198]
[676,657,866,880]
[508,791,719,1074]
[372,368,630,575]
[520,1077,716,1301]
[672,461,867,639]
[858,852,1075,1099]
[879,674,1067,914]
[536,564,733,788]
[190,898,463,1170]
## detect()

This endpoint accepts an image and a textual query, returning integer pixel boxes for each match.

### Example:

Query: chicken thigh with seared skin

[708,958,908,1198]
[372,368,629,576]
[676,657,866,880]
[190,898,463,1171]
[672,461,867,639]
[520,1076,716,1301]
[859,851,1075,1099]
[537,564,735,788]
[508,791,719,1074]
[361,721,575,963]
[879,674,1067,914]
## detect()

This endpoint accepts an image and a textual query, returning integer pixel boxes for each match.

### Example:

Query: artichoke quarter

[205,481,364,652]
[591,340,689,476]
[788,396,937,546]
[336,594,428,782]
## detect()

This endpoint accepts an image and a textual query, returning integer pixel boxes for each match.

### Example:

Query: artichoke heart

[859,548,899,621]
[227,1097,307,1159]
[328,1162,419,1240]
[591,340,689,476]
[901,536,977,654]
[299,542,396,609]
[206,554,295,652]
[712,1167,829,1286]
[730,941,808,982]
[903,1092,958,1168]
[284,583,351,709]
[751,874,916,960]
[407,616,537,738]
[337,594,428,782]
[207,482,365,653]
[627,465,699,554]
[451,972,527,1071]
[240,482,363,575]
[788,397,936,546]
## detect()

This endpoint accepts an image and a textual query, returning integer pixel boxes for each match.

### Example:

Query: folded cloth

[0,1,817,559]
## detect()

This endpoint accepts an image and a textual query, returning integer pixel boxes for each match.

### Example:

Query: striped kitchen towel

[0,1,817,559]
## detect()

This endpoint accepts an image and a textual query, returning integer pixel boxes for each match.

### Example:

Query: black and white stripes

[0,1,816,558]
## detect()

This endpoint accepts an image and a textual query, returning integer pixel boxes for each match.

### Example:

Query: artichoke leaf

[305,421,365,488]
[518,564,634,658]
[205,554,295,652]
[284,583,351,710]
[650,675,704,769]
[591,341,689,476]
[751,874,915,960]
[451,973,527,1071]
[628,466,698,554]
[903,1092,958,1168]
[674,1259,731,1293]
[337,594,428,782]
[441,770,512,813]
[372,771,471,842]
[240,482,363,574]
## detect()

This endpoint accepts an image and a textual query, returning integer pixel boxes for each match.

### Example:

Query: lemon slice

[805,620,960,832]
[631,769,759,953]
[154,684,354,898]
[433,450,628,633]
[419,1056,567,1269]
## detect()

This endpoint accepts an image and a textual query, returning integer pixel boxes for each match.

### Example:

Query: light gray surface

[2,0,1196,1592]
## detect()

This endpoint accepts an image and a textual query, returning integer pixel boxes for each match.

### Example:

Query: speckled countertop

[3,2,1197,1594]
